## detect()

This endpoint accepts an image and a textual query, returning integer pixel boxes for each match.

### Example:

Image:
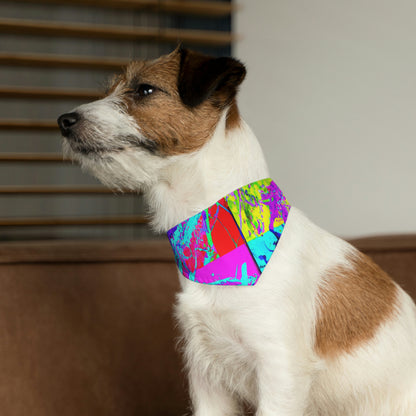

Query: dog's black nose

[57,112,80,136]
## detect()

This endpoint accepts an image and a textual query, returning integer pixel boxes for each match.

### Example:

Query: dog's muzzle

[57,112,80,137]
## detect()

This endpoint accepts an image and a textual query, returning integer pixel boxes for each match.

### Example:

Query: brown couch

[0,236,415,416]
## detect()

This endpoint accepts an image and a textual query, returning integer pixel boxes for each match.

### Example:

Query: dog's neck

[145,112,270,233]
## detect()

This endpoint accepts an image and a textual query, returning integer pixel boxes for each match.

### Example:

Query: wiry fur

[58,48,416,415]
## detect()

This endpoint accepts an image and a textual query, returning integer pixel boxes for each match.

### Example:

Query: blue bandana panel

[167,178,291,285]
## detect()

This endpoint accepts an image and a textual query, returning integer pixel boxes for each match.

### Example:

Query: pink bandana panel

[167,178,291,285]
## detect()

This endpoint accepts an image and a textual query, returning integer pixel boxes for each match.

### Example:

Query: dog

[58,47,416,415]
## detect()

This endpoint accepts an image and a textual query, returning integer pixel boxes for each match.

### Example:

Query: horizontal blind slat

[9,0,234,17]
[0,186,136,195]
[0,120,58,130]
[0,53,129,70]
[0,215,148,226]
[0,153,64,162]
[0,87,101,100]
[0,18,234,46]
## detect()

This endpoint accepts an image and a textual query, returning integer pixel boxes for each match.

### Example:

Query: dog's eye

[134,84,156,98]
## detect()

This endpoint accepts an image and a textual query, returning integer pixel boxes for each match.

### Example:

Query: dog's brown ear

[178,48,246,108]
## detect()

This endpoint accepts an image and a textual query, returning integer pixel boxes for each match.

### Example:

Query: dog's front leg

[254,347,312,416]
[189,368,240,416]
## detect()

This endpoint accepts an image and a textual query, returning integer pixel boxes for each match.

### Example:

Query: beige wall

[234,0,416,238]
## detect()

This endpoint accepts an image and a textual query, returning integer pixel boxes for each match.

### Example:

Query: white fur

[64,99,416,415]
[63,89,169,191]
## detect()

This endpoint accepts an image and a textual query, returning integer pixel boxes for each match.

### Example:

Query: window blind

[0,0,234,240]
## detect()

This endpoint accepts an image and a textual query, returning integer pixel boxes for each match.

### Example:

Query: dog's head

[58,47,246,191]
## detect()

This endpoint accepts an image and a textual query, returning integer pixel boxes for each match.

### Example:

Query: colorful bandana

[167,178,291,286]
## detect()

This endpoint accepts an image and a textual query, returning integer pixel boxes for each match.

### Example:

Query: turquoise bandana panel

[167,178,291,286]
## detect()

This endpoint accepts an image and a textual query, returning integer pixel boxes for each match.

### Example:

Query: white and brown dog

[58,48,416,415]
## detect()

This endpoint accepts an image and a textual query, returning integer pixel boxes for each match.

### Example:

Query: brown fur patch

[226,99,241,130]
[315,251,398,358]
[108,50,224,156]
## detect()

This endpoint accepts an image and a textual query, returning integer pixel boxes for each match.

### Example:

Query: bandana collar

[167,178,291,286]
